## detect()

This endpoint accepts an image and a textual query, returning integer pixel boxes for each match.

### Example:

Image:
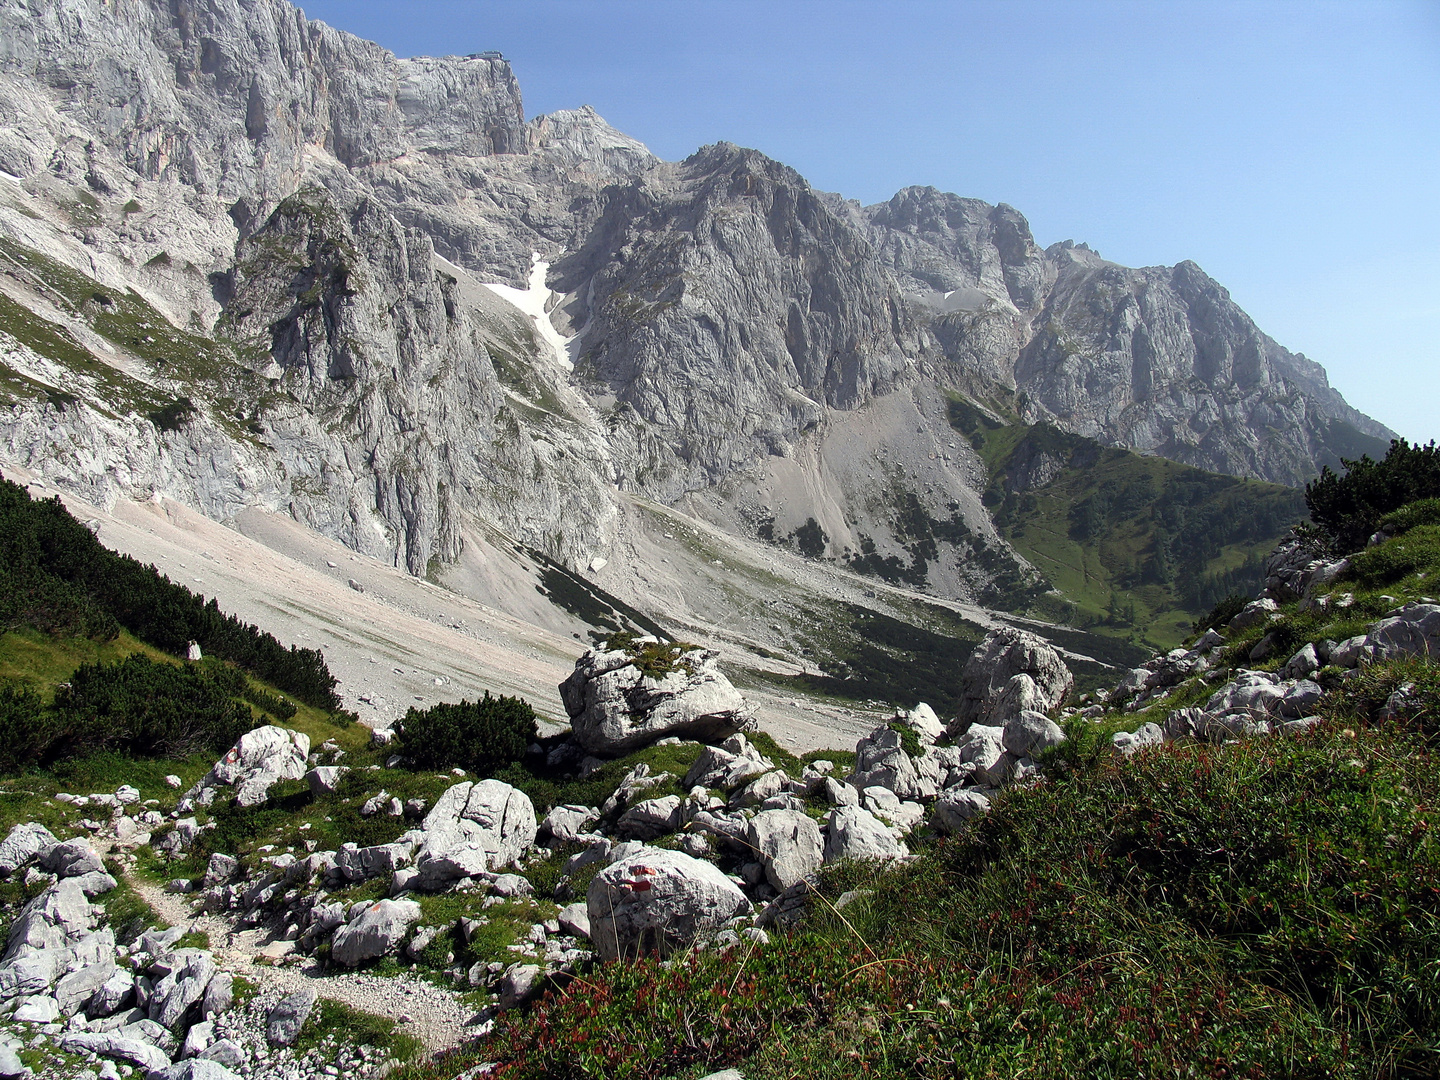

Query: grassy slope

[949,393,1307,650]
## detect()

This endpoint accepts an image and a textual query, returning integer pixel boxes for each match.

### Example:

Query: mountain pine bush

[1306,438,1440,554]
[399,692,538,776]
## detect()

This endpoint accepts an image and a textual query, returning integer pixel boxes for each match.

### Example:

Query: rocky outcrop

[412,780,537,889]
[559,639,753,755]
[185,727,309,809]
[953,627,1073,731]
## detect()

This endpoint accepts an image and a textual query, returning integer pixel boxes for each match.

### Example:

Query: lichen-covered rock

[560,642,753,755]
[954,628,1072,731]
[587,847,751,961]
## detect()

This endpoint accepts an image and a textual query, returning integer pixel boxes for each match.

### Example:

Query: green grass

[293,998,422,1063]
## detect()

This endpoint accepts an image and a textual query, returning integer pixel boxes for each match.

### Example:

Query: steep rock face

[0,0,1395,620]
[550,144,922,501]
[0,0,526,204]
[850,186,1392,486]
[1012,249,1389,484]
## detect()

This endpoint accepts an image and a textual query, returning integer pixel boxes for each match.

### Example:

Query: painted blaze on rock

[559,637,753,755]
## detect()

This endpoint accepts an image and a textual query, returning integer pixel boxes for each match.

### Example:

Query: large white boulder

[953,628,1072,731]
[330,899,421,967]
[414,780,536,889]
[189,727,310,808]
[560,641,753,755]
[587,847,751,961]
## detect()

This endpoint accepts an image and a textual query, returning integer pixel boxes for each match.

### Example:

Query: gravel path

[131,876,483,1054]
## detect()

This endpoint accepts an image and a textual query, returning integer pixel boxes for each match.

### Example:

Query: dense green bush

[1306,438,1440,554]
[398,693,537,776]
[1379,496,1440,537]
[0,682,52,773]
[0,474,339,707]
[49,654,253,761]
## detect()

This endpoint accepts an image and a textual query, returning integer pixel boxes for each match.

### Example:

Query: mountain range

[0,0,1395,703]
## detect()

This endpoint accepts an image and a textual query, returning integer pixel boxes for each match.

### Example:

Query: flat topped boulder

[559,636,752,755]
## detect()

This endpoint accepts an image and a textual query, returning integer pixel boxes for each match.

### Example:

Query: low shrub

[427,723,1440,1080]
[47,654,253,763]
[399,692,537,776]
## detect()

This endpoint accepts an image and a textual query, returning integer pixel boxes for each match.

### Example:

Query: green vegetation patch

[953,396,1306,648]
[398,693,538,776]
[416,720,1440,1079]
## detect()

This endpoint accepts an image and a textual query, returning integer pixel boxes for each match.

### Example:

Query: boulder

[197,1039,245,1068]
[305,766,349,796]
[848,726,931,800]
[414,780,536,888]
[560,641,753,755]
[190,726,310,808]
[59,1031,170,1072]
[746,809,823,890]
[336,840,415,883]
[54,958,114,1017]
[1367,603,1440,662]
[88,967,135,1018]
[539,804,600,845]
[587,847,751,961]
[1227,598,1280,634]
[616,796,683,841]
[148,949,215,1031]
[265,986,317,1046]
[38,838,105,878]
[683,741,773,790]
[148,1061,242,1080]
[954,724,1007,786]
[1001,711,1066,757]
[822,777,859,806]
[823,805,906,863]
[557,902,591,939]
[330,899,421,966]
[0,823,57,876]
[180,1019,214,1058]
[497,963,544,1010]
[932,789,991,833]
[1206,671,1284,716]
[953,628,1072,731]
[1112,722,1165,756]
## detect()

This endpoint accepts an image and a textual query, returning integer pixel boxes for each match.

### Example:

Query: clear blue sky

[299,0,1440,445]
